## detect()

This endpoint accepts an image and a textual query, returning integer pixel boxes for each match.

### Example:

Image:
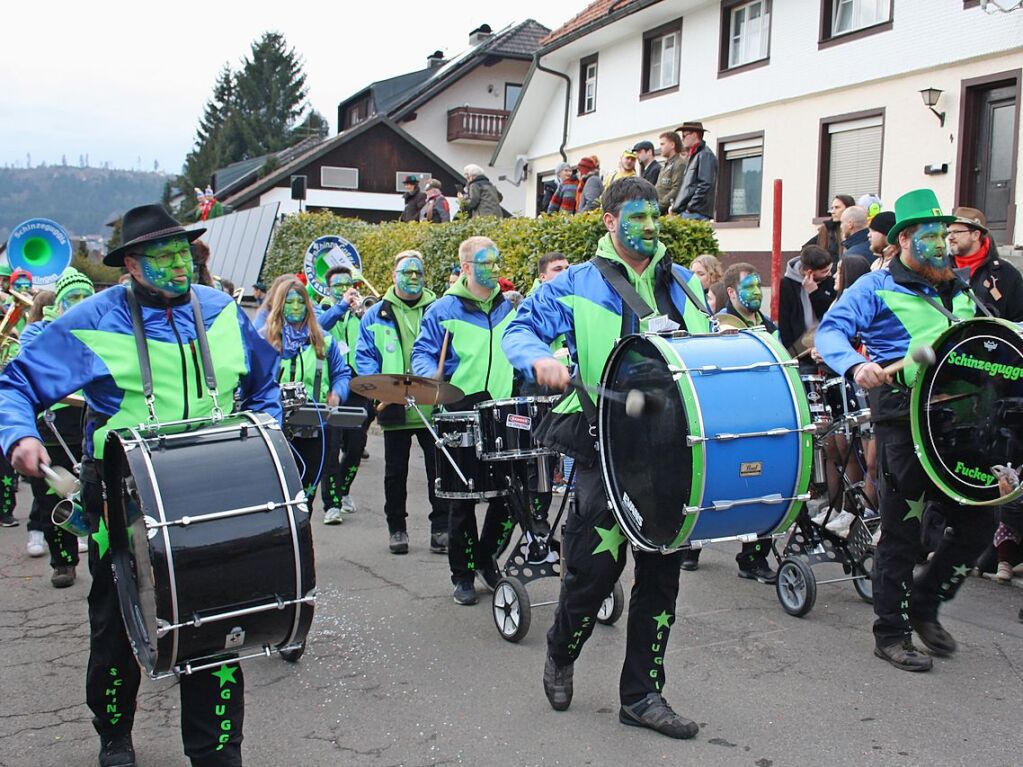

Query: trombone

[0,289,32,341]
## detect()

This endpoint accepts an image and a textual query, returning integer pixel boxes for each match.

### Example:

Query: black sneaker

[51,566,76,589]
[543,654,573,711]
[0,515,19,528]
[910,618,957,656]
[430,531,448,554]
[389,531,409,555]
[619,693,699,739]
[99,733,136,767]
[452,580,478,605]
[874,638,933,672]
[680,549,700,571]
[477,567,500,591]
[737,558,777,585]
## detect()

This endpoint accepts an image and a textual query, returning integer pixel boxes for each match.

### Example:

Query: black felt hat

[104,205,204,267]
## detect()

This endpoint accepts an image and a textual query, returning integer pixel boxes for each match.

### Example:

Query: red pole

[770,178,783,322]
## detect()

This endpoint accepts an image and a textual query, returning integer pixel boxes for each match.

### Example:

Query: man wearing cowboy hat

[671,121,717,220]
[816,189,995,673]
[947,206,1023,321]
[0,204,281,766]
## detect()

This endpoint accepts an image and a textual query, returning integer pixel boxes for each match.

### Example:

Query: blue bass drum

[598,330,813,553]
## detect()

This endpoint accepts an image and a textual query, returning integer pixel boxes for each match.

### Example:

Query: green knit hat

[0,263,11,278]
[55,267,95,305]
[887,188,957,245]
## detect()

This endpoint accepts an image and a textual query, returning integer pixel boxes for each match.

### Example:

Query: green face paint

[395,257,424,296]
[12,277,32,293]
[737,273,762,312]
[283,289,307,323]
[329,273,354,302]
[909,222,949,269]
[139,237,193,295]
[472,247,500,290]
[59,287,93,314]
[616,199,661,258]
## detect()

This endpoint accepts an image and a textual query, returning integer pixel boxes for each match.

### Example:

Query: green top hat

[887,188,957,245]
[0,263,11,277]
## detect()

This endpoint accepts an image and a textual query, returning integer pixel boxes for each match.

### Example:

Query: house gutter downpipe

[535,55,571,162]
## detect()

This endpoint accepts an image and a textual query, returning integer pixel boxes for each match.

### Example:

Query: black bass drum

[104,412,315,677]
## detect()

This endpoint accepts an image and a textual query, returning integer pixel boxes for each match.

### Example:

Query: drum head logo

[506,414,532,430]
[303,235,362,298]
[984,340,998,352]
[740,461,763,477]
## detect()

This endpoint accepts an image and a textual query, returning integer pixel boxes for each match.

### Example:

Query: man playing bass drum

[502,177,712,739]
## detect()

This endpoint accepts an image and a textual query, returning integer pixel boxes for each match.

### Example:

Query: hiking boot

[452,580,478,605]
[429,531,448,554]
[874,638,933,671]
[910,618,957,656]
[27,529,46,557]
[389,531,409,554]
[619,693,699,739]
[98,732,136,767]
[737,558,777,585]
[323,507,344,525]
[680,549,700,572]
[51,566,76,589]
[543,655,573,711]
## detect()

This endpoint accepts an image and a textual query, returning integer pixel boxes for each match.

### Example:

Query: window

[820,0,892,44]
[818,111,884,215]
[724,1,771,70]
[717,132,764,222]
[504,83,522,112]
[579,54,598,114]
[642,19,682,96]
[394,172,432,193]
[344,95,372,129]
[321,166,359,189]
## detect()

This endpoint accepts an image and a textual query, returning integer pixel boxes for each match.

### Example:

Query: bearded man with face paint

[716,263,777,334]
[817,189,994,673]
[411,237,518,605]
[0,204,281,767]
[503,177,713,739]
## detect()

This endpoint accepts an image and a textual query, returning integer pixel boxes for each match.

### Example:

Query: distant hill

[0,166,171,244]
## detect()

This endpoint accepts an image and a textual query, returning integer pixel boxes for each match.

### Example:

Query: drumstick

[795,347,814,360]
[433,330,451,382]
[882,346,935,377]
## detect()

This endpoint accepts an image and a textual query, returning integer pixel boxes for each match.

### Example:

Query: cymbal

[59,394,86,408]
[349,374,464,406]
[928,391,977,406]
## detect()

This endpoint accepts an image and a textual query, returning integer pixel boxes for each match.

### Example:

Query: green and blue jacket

[319,299,360,370]
[274,323,350,404]
[0,283,281,460]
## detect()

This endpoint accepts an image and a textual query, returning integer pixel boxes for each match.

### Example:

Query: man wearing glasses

[670,120,717,220]
[948,207,1023,321]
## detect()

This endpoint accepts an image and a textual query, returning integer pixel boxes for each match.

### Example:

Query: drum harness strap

[126,286,221,426]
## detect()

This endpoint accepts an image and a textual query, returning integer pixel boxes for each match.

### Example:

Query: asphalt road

[2,430,1021,767]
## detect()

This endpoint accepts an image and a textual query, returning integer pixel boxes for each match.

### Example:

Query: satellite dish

[981,0,1022,11]
[514,156,529,182]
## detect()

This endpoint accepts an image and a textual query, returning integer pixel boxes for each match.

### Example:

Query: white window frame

[648,29,681,92]
[583,61,598,113]
[832,0,890,36]
[320,166,359,190]
[394,172,432,193]
[728,0,770,69]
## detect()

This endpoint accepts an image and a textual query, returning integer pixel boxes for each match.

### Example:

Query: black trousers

[447,497,514,584]
[28,445,80,569]
[547,461,683,706]
[383,427,448,535]
[290,434,326,504]
[327,394,372,503]
[81,472,244,766]
[872,429,996,644]
[0,451,17,520]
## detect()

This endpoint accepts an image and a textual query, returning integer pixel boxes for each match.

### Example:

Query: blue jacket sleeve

[355,313,383,376]
[15,321,46,351]
[503,276,576,379]
[326,339,351,401]
[410,301,449,378]
[318,301,351,333]
[252,307,269,332]
[235,307,283,423]
[815,280,879,378]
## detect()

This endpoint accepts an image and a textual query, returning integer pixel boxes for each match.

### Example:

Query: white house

[494,0,1023,270]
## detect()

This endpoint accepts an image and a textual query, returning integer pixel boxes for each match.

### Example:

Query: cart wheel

[853,553,874,604]
[597,580,625,625]
[492,577,531,643]
[776,558,817,617]
[279,643,305,663]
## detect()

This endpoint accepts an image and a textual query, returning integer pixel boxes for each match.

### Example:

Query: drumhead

[911,318,1023,505]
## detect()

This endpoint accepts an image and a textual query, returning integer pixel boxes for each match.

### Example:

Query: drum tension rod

[687,425,815,445]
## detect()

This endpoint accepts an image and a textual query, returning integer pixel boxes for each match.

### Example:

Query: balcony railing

[447,107,509,142]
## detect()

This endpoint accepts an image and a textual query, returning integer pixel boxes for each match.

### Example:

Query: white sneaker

[810,508,830,526]
[825,510,856,538]
[341,495,357,514]
[996,561,1013,582]
[323,507,344,525]
[78,537,88,553]
[870,526,882,547]
[27,530,45,557]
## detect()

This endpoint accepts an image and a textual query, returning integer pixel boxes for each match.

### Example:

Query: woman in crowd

[806,194,855,263]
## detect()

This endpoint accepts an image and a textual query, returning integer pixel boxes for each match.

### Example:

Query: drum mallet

[567,379,663,419]
[882,345,936,378]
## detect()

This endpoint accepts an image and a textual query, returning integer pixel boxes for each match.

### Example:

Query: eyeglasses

[946,228,974,237]
[141,240,192,269]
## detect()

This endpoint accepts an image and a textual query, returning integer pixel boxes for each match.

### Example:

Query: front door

[964,82,1018,246]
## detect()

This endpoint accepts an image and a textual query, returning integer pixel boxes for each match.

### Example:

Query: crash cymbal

[59,393,86,408]
[349,374,464,406]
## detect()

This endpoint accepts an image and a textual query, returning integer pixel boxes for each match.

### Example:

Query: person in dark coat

[671,121,717,220]
[634,140,661,186]
[948,206,1023,321]
[400,176,427,222]
[458,164,503,218]
[778,245,836,359]
[805,194,856,264]
[840,205,872,260]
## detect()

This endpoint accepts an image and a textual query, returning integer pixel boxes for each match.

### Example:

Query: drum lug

[225,626,246,649]
[156,619,172,639]
[495,437,504,451]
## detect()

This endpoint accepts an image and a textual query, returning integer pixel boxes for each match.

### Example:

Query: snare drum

[475,396,559,460]
[599,330,813,553]
[799,374,830,426]
[823,376,872,428]
[104,412,314,677]
[911,317,1023,505]
[433,411,511,499]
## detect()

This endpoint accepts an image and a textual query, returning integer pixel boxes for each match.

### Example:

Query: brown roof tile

[541,0,643,45]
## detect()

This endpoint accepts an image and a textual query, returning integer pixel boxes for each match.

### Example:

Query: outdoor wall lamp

[919,88,946,127]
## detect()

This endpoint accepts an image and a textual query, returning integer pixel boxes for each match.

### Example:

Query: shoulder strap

[313,357,324,403]
[591,256,655,319]
[189,291,219,392]
[125,286,154,400]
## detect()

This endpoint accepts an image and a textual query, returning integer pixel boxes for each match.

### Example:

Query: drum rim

[479,447,558,460]
[910,317,1023,506]
[433,410,478,422]
[474,395,560,410]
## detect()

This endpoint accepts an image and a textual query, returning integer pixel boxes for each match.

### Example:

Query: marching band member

[816,189,993,672]
[502,177,710,739]
[0,204,281,767]
[356,251,448,555]
[411,238,516,604]
[261,277,351,523]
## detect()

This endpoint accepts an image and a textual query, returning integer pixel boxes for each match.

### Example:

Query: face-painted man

[10,270,33,295]
[463,242,501,297]
[394,255,425,299]
[606,198,660,263]
[124,236,193,297]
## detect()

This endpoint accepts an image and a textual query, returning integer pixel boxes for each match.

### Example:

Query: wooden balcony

[447,106,509,142]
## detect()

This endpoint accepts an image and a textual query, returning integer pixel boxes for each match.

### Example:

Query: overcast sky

[0,1,571,174]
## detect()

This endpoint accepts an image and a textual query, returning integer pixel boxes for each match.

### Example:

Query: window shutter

[827,117,882,201]
[321,167,359,189]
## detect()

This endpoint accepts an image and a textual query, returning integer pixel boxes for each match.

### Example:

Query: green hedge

[262,210,719,296]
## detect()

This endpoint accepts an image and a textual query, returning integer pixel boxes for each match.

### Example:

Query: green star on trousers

[92,518,110,560]
[501,518,515,534]
[212,664,239,687]
[952,564,970,579]
[903,492,927,522]
[592,523,627,562]
[1,475,12,487]
[653,610,672,630]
